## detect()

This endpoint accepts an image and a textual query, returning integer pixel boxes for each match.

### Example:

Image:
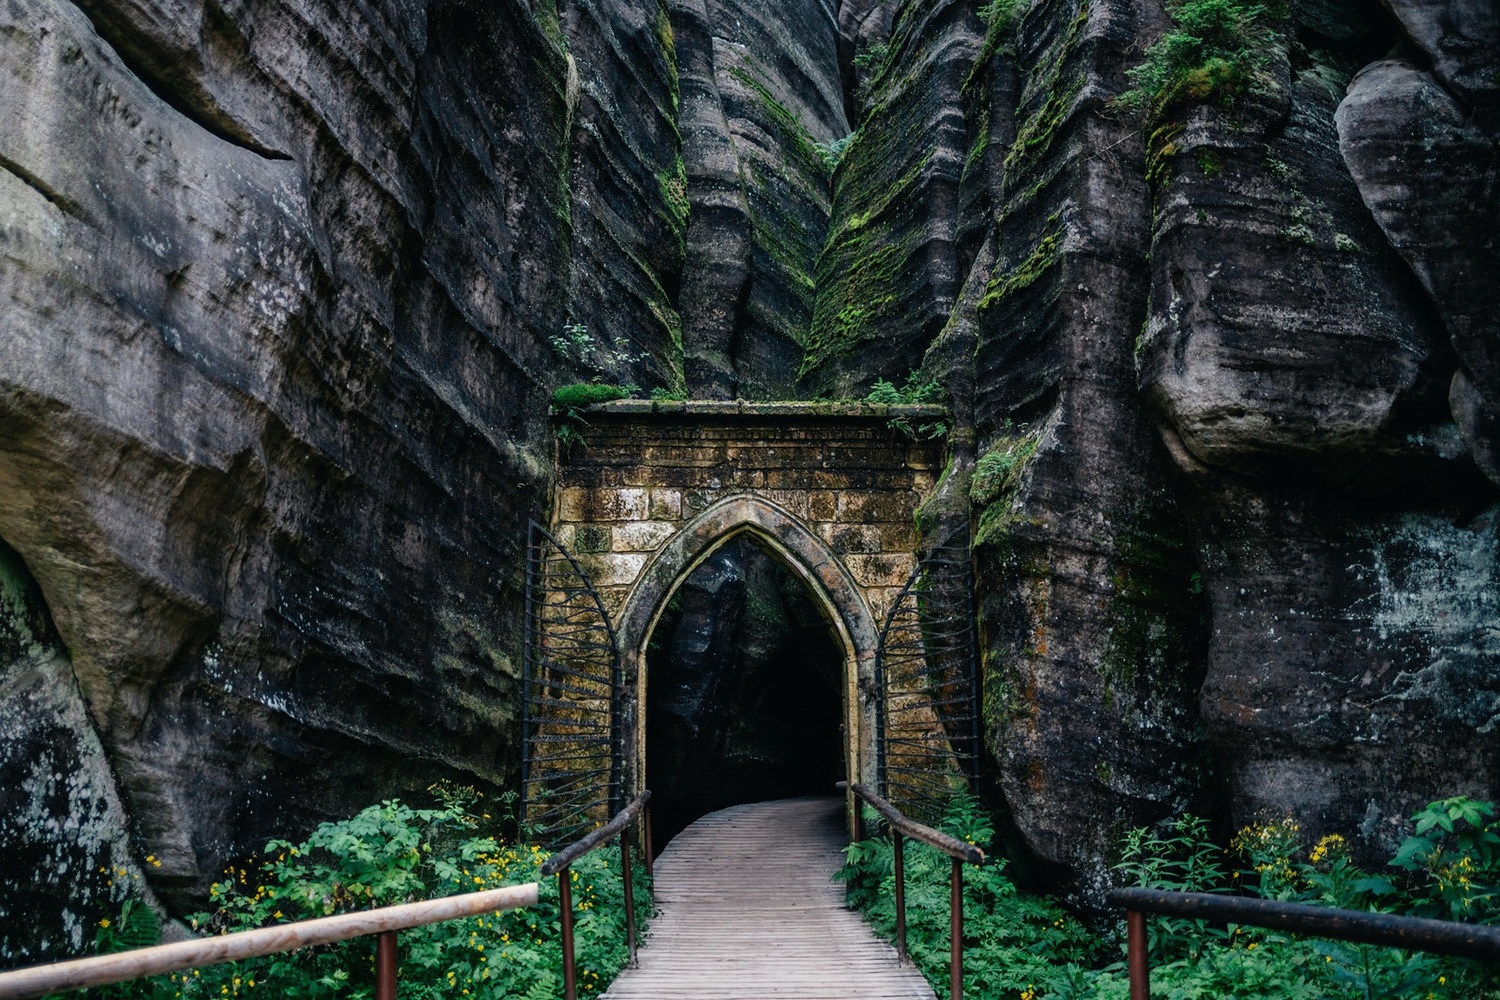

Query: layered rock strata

[2,0,1498,950]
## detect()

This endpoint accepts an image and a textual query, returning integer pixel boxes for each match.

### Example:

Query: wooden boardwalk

[603,796,936,1000]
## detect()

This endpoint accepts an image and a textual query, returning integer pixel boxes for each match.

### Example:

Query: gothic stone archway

[549,400,945,807]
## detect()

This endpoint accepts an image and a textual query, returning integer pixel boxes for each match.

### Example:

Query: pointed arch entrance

[616,495,880,809]
[522,399,963,844]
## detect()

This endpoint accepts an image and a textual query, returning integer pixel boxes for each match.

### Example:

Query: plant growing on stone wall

[547,323,647,377]
[552,382,640,452]
[977,0,1028,32]
[865,371,947,439]
[1117,0,1284,118]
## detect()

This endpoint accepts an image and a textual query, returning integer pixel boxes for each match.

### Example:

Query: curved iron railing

[522,521,626,848]
[874,525,980,826]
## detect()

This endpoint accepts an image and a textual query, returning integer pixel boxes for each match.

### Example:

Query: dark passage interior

[645,536,845,849]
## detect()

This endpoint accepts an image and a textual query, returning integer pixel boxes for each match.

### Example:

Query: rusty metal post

[950,858,963,1000]
[643,802,655,881]
[558,867,577,1000]
[375,930,397,1000]
[1127,909,1149,999]
[892,831,907,962]
[622,827,638,967]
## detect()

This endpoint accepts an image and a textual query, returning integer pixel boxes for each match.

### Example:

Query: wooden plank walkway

[602,796,936,1000]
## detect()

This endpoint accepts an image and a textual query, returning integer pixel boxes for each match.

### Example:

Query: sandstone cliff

[1,0,1495,952]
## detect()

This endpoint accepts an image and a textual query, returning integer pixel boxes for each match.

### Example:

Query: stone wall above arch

[550,400,946,631]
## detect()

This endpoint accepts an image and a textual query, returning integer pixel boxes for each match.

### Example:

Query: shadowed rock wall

[0,0,686,940]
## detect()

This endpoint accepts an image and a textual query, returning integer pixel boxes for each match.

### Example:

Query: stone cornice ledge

[582,399,949,420]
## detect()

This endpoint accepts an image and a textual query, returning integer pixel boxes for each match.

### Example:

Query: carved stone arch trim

[615,493,880,798]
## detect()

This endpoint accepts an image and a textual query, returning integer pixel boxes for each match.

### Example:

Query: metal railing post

[558,867,576,1000]
[643,801,655,881]
[622,827,638,967]
[892,831,907,962]
[1127,909,1149,999]
[376,931,397,1000]
[950,858,963,1000]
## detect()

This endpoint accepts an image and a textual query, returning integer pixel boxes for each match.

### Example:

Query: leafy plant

[550,383,638,452]
[815,133,856,171]
[978,0,1028,31]
[1118,0,1283,117]
[547,323,647,376]
[843,792,1500,999]
[1390,797,1500,923]
[864,371,947,439]
[81,788,648,999]
[839,789,1107,997]
[852,41,889,72]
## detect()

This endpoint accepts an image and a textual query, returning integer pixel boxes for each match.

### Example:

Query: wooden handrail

[849,783,984,865]
[847,783,983,1000]
[0,883,540,1000]
[540,790,652,876]
[543,791,653,1000]
[1111,886,1500,998]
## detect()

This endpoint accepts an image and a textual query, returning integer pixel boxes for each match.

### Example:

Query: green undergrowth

[74,787,649,1000]
[842,792,1500,999]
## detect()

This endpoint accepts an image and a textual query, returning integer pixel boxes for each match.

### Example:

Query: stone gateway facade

[547,400,947,795]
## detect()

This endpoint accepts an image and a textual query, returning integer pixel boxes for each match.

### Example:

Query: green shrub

[551,383,639,451]
[81,789,648,999]
[843,793,1500,998]
[551,383,635,413]
[977,0,1028,32]
[1118,0,1283,117]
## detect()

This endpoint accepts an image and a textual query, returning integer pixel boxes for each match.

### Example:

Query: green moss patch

[979,226,1062,312]
[551,383,636,412]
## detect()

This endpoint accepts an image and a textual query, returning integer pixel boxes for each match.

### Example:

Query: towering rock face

[961,0,1220,896]
[1135,1,1500,859]
[673,0,849,399]
[2,0,1497,951]
[0,0,685,929]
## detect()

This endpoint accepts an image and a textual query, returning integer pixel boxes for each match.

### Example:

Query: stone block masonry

[552,401,947,623]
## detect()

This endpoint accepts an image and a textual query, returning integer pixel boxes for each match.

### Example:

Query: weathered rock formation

[1,0,1496,954]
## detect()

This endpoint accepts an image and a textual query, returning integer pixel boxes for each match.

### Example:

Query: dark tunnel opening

[644,536,845,850]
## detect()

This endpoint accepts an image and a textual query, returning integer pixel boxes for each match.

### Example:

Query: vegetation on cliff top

[1118,0,1284,118]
